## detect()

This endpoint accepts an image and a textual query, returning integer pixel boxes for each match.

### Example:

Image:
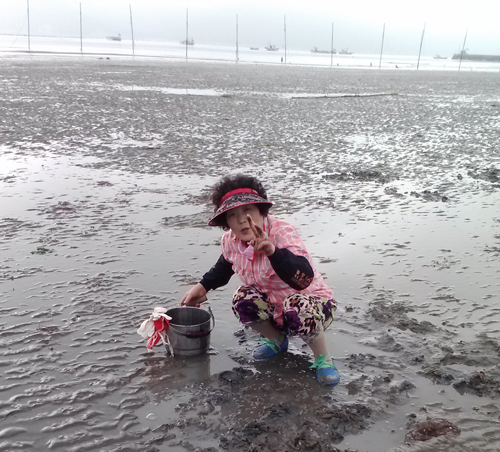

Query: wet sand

[1,55,500,452]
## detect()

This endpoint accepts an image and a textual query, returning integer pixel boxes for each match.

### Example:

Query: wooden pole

[284,15,287,64]
[79,3,83,53]
[379,23,385,69]
[185,9,189,59]
[236,14,239,62]
[417,22,426,69]
[330,22,334,67]
[458,29,468,71]
[129,4,135,55]
[27,0,30,51]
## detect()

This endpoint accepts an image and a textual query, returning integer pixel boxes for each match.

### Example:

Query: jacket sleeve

[268,247,314,290]
[199,254,235,291]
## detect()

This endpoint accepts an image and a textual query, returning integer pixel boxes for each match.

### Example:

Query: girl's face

[226,204,264,242]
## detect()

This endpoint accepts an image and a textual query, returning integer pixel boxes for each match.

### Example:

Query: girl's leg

[232,285,287,357]
[283,293,335,345]
[307,330,329,360]
[284,294,339,386]
[249,319,284,344]
[249,319,287,358]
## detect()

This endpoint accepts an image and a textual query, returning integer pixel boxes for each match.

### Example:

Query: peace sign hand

[247,215,275,257]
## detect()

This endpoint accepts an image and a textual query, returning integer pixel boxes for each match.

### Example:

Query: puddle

[113,84,227,97]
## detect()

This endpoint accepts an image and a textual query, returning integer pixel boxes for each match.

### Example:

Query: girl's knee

[284,294,331,339]
[283,293,317,312]
[232,285,271,324]
[232,285,263,305]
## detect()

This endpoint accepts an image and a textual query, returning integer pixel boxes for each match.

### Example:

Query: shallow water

[0,56,499,451]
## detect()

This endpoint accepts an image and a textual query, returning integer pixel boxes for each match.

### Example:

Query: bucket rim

[166,306,214,329]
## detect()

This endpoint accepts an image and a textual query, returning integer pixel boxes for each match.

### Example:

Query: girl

[181,174,340,386]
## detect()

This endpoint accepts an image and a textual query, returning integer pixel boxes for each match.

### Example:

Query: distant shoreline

[2,35,500,73]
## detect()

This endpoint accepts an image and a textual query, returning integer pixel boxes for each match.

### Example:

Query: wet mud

[0,55,500,451]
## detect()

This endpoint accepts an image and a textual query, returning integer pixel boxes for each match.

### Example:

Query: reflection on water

[142,352,212,392]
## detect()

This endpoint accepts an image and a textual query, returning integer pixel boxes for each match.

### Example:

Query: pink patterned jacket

[221,215,333,325]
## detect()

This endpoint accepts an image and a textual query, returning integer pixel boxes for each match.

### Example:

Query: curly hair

[211,174,271,229]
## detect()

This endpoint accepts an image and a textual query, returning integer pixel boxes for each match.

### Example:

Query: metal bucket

[166,306,215,357]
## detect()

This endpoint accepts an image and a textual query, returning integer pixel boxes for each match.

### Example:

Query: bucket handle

[169,306,215,339]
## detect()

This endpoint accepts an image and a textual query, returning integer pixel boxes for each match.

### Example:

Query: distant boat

[433,55,447,59]
[180,38,195,46]
[338,49,353,55]
[106,33,121,42]
[250,47,259,50]
[265,45,279,51]
[311,47,335,54]
[451,50,500,62]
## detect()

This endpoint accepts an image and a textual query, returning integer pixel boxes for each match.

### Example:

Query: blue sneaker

[310,354,340,386]
[253,336,289,359]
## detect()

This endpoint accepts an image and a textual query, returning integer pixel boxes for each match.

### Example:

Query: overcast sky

[2,0,499,56]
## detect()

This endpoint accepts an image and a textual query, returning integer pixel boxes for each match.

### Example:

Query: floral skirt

[231,285,336,343]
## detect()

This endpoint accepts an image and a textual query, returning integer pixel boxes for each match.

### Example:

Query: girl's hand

[181,283,208,307]
[247,214,275,257]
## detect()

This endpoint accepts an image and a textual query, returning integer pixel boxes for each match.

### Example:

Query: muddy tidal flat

[1,55,500,452]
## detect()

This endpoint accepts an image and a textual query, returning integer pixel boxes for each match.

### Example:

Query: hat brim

[208,193,273,227]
